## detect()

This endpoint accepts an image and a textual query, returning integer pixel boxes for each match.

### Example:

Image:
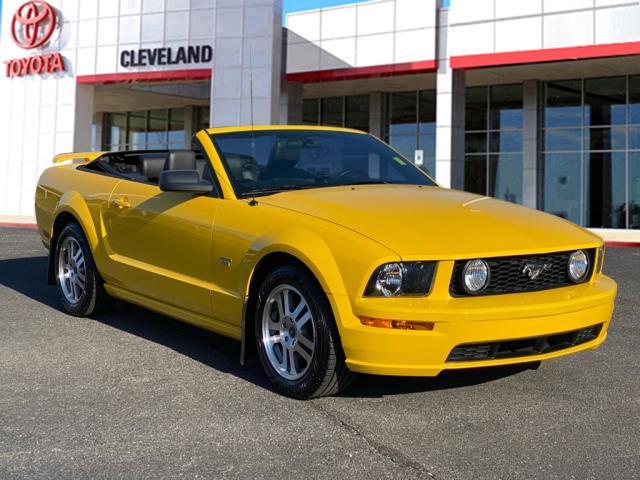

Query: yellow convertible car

[35,126,617,399]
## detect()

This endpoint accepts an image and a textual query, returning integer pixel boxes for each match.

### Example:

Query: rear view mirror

[159,169,213,194]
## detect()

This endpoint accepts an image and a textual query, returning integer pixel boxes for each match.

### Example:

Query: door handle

[111,197,131,209]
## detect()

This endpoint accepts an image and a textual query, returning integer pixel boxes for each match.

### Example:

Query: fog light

[359,317,434,331]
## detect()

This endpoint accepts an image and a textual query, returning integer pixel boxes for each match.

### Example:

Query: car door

[103,176,220,318]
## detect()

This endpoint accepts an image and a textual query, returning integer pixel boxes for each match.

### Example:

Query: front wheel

[254,265,354,399]
[54,223,113,317]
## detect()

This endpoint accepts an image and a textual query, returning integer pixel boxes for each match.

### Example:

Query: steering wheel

[335,169,370,181]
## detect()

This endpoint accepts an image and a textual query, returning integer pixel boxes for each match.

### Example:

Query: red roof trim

[450,41,640,70]
[605,241,640,248]
[0,222,38,230]
[76,69,212,85]
[286,60,437,83]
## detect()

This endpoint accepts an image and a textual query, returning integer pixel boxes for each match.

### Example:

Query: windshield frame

[209,129,438,199]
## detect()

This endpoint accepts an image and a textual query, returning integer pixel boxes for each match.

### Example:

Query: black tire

[254,265,354,399]
[54,223,114,317]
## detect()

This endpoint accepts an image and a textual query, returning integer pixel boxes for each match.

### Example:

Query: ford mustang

[35,126,617,399]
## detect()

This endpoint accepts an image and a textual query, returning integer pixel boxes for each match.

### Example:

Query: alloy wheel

[261,284,316,381]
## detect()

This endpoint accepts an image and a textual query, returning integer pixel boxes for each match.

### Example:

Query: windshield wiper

[240,185,313,197]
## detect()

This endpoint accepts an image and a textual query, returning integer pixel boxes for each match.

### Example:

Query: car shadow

[0,255,535,399]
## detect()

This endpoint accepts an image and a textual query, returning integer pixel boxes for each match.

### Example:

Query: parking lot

[1,226,639,479]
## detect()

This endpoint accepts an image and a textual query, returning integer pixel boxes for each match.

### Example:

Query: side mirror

[159,169,213,194]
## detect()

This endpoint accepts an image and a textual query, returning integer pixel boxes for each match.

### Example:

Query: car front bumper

[330,274,617,377]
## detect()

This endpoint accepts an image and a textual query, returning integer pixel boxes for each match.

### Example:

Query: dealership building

[1,0,640,242]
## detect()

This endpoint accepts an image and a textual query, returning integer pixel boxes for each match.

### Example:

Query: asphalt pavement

[1,226,638,479]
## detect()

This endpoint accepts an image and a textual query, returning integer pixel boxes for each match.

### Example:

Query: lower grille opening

[447,324,603,362]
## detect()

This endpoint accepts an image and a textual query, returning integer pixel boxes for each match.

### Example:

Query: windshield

[210,130,436,197]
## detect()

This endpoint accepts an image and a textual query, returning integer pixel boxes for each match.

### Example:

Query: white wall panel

[143,0,165,14]
[544,0,594,13]
[396,0,435,29]
[287,42,321,72]
[99,1,120,17]
[286,0,437,74]
[495,0,542,19]
[544,10,594,48]
[595,5,640,45]
[449,0,494,24]
[165,11,189,40]
[287,11,321,42]
[495,17,542,52]
[78,19,98,46]
[357,1,395,35]
[321,6,357,39]
[450,22,494,56]
[320,37,356,68]
[141,13,165,42]
[395,28,432,63]
[120,0,142,16]
[98,18,119,45]
[356,33,394,66]
[119,15,141,43]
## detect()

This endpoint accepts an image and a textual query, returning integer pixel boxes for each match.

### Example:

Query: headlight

[462,259,490,294]
[364,262,436,297]
[568,250,589,282]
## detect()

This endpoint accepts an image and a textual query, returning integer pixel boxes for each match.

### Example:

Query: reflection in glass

[546,80,582,128]
[544,128,581,152]
[345,95,370,132]
[108,113,126,150]
[128,111,146,150]
[586,152,626,228]
[303,99,319,125]
[584,77,626,126]
[419,90,436,134]
[321,97,343,127]
[543,153,582,225]
[490,84,523,130]
[465,132,486,154]
[169,108,185,149]
[389,135,418,161]
[489,131,523,153]
[629,76,640,125]
[465,86,487,131]
[630,153,640,229]
[489,154,522,203]
[147,109,168,148]
[585,127,626,151]
[464,156,486,195]
[389,92,418,136]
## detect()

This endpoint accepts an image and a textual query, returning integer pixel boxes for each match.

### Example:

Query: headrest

[226,153,256,181]
[164,150,196,171]
[271,139,300,164]
[138,156,166,180]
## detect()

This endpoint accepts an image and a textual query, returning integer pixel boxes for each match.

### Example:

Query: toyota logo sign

[11,1,57,50]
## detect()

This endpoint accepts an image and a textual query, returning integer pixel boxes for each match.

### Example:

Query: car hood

[260,185,602,259]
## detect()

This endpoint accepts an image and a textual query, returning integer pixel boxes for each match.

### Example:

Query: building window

[103,107,209,151]
[385,90,436,177]
[543,76,639,229]
[464,84,523,204]
[302,95,370,132]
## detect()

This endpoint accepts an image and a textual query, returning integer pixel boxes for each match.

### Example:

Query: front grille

[449,249,596,297]
[447,324,603,362]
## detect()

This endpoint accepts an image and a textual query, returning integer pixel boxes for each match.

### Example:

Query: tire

[254,265,354,399]
[54,222,114,317]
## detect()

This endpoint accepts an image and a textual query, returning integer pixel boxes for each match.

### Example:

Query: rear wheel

[54,223,113,317]
[254,265,354,399]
